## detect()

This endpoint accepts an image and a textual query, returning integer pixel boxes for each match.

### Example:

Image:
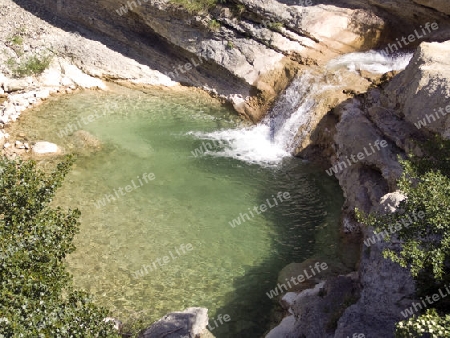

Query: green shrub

[0,156,119,337]
[7,54,52,78]
[396,309,450,338]
[357,137,450,280]
[269,22,284,31]
[8,35,24,46]
[208,19,221,31]
[357,137,450,338]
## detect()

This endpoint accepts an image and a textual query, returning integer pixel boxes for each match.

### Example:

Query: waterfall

[190,51,413,167]
[327,50,413,74]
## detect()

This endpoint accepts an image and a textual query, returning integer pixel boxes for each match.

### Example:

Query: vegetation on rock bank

[358,137,450,337]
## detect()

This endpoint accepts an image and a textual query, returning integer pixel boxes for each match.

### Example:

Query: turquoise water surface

[12,84,345,337]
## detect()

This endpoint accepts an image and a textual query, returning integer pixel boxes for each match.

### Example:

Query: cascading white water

[190,51,413,167]
[327,50,413,74]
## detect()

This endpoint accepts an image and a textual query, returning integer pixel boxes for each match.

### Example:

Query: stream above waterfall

[192,51,413,167]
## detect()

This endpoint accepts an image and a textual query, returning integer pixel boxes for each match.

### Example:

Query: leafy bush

[357,137,450,337]
[396,309,450,338]
[0,156,119,337]
[357,137,450,280]
[7,54,52,78]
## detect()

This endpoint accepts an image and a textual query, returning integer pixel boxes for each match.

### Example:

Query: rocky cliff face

[14,0,449,122]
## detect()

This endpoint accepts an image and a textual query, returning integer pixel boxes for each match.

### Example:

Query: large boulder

[32,141,61,155]
[332,101,404,212]
[334,238,415,337]
[138,307,211,338]
[383,41,450,139]
[266,274,360,338]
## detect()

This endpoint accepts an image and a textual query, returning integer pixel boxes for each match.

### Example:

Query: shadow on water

[192,155,345,338]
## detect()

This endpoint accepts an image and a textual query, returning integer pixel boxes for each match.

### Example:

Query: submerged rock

[72,130,102,149]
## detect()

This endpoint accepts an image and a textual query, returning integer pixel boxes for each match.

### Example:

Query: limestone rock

[3,78,31,93]
[413,0,450,15]
[278,259,326,293]
[229,94,247,116]
[32,141,61,155]
[39,60,63,87]
[265,315,296,338]
[332,101,403,212]
[321,41,450,338]
[334,239,415,338]
[0,94,7,105]
[138,307,209,338]
[61,62,106,90]
[376,191,406,215]
[383,41,450,138]
[266,275,360,338]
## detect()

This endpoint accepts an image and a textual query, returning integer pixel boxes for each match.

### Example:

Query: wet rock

[277,258,348,294]
[229,94,247,116]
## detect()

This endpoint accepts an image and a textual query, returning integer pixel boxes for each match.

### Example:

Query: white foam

[327,50,413,74]
[187,72,322,167]
[188,50,414,167]
[188,126,291,167]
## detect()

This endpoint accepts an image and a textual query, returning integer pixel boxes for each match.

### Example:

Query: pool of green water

[11,84,345,337]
